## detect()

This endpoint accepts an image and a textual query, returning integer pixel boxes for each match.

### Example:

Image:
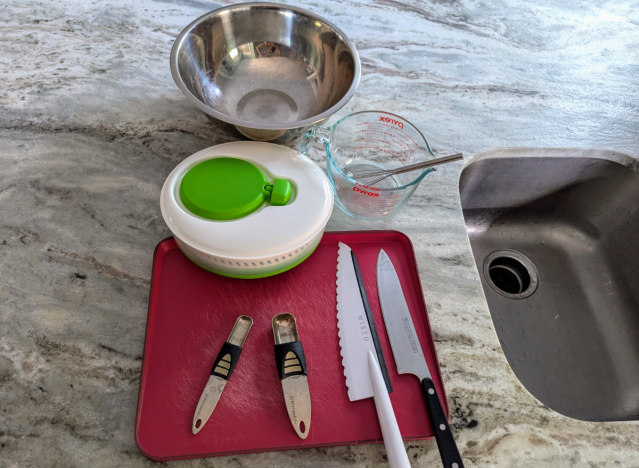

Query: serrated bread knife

[336,242,410,468]
[192,315,253,435]
[377,249,465,468]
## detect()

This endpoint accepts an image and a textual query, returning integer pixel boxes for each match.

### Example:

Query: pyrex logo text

[379,116,404,129]
[353,186,380,198]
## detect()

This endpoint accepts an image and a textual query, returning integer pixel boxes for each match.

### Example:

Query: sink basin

[459,148,639,421]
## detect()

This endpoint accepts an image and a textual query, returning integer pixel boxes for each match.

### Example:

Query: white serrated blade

[336,242,378,401]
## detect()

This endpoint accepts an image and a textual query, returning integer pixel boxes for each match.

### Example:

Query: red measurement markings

[364,130,413,152]
[353,145,403,161]
[373,123,419,145]
[353,145,407,163]
[363,128,417,153]
[357,122,420,148]
[354,134,411,164]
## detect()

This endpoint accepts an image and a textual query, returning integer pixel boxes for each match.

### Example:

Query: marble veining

[1,0,639,466]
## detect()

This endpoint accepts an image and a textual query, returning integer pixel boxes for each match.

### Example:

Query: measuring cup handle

[298,125,331,156]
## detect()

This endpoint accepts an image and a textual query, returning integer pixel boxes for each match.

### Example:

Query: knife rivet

[428,388,435,395]
[453,464,459,468]
[439,424,446,431]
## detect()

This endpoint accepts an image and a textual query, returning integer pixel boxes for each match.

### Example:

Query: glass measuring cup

[299,111,436,220]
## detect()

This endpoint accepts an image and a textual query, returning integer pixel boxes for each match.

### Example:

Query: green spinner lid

[179,157,292,221]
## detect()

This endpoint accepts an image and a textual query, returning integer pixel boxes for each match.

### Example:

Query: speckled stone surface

[1,0,639,467]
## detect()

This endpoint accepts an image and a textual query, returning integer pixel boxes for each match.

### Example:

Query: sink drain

[483,250,538,299]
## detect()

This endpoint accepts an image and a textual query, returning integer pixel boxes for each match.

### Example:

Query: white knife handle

[368,350,411,468]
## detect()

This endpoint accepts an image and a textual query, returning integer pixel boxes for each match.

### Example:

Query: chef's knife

[272,313,312,439]
[192,315,253,435]
[377,250,465,468]
[337,242,410,468]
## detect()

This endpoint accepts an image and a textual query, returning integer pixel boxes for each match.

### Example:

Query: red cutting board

[135,231,449,461]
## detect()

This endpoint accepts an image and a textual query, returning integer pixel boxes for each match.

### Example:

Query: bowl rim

[170,2,362,131]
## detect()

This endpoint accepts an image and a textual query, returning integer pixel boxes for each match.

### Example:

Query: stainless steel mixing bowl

[170,2,361,142]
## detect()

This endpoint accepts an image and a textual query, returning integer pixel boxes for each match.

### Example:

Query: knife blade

[192,315,253,435]
[336,243,392,397]
[377,249,465,468]
[272,313,311,439]
[336,242,410,468]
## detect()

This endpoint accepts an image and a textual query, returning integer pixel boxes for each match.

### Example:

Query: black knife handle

[421,377,465,468]
[210,342,242,380]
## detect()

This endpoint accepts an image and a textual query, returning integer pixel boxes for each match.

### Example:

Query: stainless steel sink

[459,148,639,421]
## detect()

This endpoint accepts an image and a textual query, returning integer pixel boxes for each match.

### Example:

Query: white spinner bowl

[160,141,333,278]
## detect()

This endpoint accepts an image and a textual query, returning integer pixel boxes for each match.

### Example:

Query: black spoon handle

[421,377,465,468]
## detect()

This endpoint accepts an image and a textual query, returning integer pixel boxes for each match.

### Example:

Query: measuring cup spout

[298,125,331,155]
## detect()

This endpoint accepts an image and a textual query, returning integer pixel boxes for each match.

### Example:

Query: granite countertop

[2,0,639,466]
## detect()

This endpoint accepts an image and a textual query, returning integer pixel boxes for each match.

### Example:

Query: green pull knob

[269,179,291,206]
